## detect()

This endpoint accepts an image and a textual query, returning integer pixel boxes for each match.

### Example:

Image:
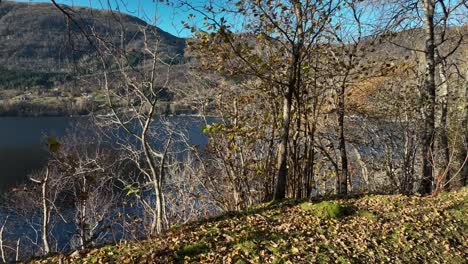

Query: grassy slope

[33,188,467,263]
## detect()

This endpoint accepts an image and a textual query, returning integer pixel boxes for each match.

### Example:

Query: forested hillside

[0,1,190,116]
[0,1,185,72]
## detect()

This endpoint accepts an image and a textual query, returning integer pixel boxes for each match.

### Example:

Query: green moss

[389,232,399,243]
[102,245,118,255]
[207,226,220,235]
[237,227,285,248]
[300,201,349,219]
[358,210,377,221]
[272,257,285,264]
[235,241,258,256]
[176,242,209,262]
[234,258,248,264]
[337,256,351,264]
[267,245,280,255]
[447,203,468,225]
[444,253,467,263]
[316,253,331,264]
[316,227,326,234]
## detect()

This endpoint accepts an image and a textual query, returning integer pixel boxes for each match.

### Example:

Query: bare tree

[27,136,64,255]
[48,122,120,249]
[28,167,51,255]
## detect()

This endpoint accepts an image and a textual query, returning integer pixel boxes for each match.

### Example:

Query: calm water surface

[0,117,77,191]
[0,116,210,192]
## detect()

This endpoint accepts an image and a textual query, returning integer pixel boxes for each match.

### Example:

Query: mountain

[0,1,185,73]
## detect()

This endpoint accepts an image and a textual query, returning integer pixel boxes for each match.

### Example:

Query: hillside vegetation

[32,188,467,263]
[0,1,185,73]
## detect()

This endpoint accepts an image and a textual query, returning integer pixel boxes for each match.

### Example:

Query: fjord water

[0,116,210,192]
[0,117,73,191]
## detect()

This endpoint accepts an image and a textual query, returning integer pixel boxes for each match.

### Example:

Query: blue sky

[12,0,195,37]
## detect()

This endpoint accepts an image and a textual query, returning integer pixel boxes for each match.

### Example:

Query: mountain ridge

[0,1,186,73]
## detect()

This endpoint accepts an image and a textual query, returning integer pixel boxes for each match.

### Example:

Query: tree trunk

[42,167,51,255]
[140,101,166,236]
[337,83,348,196]
[461,127,468,187]
[435,50,451,189]
[152,180,164,235]
[77,176,87,250]
[307,124,316,198]
[402,129,416,194]
[0,217,7,263]
[351,144,368,191]
[420,0,436,195]
[273,89,293,200]
[461,70,468,186]
[273,0,304,201]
